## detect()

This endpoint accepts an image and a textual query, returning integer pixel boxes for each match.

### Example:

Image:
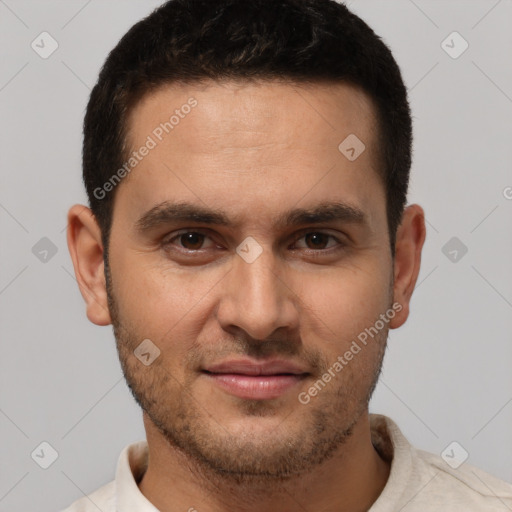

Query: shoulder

[413,448,512,510]
[370,414,512,511]
[57,440,149,512]
[59,480,116,512]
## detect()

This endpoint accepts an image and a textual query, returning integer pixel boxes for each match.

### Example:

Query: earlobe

[66,204,112,326]
[389,204,426,330]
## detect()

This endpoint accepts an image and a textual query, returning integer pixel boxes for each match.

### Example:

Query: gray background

[0,1,511,511]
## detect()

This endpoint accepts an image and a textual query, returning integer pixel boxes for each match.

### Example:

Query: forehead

[117,80,384,232]
[126,79,379,157]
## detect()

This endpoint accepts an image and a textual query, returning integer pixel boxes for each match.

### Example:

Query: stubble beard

[104,257,388,487]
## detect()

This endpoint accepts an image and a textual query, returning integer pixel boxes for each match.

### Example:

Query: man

[63,0,512,510]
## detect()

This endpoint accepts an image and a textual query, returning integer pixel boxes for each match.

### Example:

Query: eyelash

[161,229,345,254]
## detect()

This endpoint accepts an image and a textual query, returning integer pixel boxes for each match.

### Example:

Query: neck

[138,411,390,512]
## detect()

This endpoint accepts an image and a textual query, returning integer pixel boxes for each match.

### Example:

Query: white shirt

[60,414,512,511]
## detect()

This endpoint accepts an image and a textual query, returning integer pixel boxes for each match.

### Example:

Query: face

[104,80,396,479]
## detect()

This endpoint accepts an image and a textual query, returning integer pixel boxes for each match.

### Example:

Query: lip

[202,358,310,400]
[204,358,309,376]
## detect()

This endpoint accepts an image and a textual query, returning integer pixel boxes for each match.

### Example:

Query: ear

[389,204,426,329]
[66,204,112,326]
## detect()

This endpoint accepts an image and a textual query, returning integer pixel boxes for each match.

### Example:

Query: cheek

[300,263,391,348]
[112,241,391,353]
[112,253,227,342]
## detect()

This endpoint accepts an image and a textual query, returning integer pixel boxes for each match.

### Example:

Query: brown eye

[304,232,330,249]
[178,232,206,250]
[293,232,340,251]
[163,231,216,252]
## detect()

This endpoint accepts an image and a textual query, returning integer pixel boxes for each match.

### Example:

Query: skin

[67,80,426,512]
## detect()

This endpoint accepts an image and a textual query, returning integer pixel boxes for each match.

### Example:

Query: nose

[215,245,300,341]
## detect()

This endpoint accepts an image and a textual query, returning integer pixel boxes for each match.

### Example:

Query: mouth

[201,359,310,400]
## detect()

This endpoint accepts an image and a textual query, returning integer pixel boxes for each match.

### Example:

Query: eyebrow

[135,200,367,234]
